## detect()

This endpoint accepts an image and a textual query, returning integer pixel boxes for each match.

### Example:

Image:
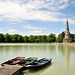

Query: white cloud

[30,30,43,35]
[23,25,46,30]
[8,29,20,34]
[8,29,18,33]
[0,0,69,22]
[0,0,75,25]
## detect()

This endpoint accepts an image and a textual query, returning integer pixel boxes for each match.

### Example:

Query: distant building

[63,19,72,43]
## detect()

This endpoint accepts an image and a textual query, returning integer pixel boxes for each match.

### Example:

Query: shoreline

[0,42,75,44]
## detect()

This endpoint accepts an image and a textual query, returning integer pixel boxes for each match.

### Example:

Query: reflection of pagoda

[63,19,72,43]
[64,45,70,69]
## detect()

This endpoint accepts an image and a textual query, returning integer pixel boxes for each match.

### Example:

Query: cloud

[30,30,43,35]
[8,29,18,33]
[8,29,20,35]
[0,0,69,22]
[23,25,46,30]
[0,0,75,24]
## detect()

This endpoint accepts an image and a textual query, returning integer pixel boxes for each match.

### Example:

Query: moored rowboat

[1,57,25,66]
[18,57,38,66]
[23,58,52,68]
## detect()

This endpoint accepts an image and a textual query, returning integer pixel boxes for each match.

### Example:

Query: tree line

[0,32,75,43]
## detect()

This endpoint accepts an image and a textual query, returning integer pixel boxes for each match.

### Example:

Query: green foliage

[24,36,29,42]
[17,35,24,42]
[29,35,35,42]
[11,34,19,42]
[41,35,47,42]
[36,35,42,42]
[70,34,74,42]
[73,34,75,43]
[47,33,56,43]
[5,33,11,42]
[0,33,5,42]
[56,32,65,42]
[1,31,75,43]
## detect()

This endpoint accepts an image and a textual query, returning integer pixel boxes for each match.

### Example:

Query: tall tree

[70,34,74,42]
[41,35,47,42]
[57,32,65,42]
[5,33,11,42]
[37,35,42,42]
[24,35,29,42]
[0,33,5,42]
[17,35,24,42]
[11,34,19,42]
[29,35,35,42]
[47,33,56,42]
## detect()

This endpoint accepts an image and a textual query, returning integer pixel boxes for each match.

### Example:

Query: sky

[0,0,75,36]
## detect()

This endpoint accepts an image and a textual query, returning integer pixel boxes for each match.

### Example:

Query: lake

[0,43,75,75]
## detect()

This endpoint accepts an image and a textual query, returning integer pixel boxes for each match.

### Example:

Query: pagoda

[63,19,72,43]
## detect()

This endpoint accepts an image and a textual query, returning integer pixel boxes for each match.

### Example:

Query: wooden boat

[1,57,25,66]
[24,58,52,68]
[18,57,38,66]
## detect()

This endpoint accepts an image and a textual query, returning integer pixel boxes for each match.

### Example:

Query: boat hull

[23,58,52,68]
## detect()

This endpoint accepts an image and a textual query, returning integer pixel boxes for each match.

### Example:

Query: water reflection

[57,44,70,69]
[0,43,75,75]
[18,63,52,75]
[57,44,75,69]
[63,45,70,69]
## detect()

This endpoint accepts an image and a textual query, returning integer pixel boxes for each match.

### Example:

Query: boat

[23,58,52,68]
[18,57,38,66]
[1,57,25,66]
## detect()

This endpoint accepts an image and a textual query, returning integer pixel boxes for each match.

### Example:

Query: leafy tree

[47,33,56,42]
[70,34,74,42]
[24,36,29,42]
[11,34,19,42]
[73,34,75,43]
[41,35,47,42]
[0,33,5,42]
[57,32,65,42]
[5,33,11,42]
[29,35,35,42]
[36,35,42,42]
[17,35,24,42]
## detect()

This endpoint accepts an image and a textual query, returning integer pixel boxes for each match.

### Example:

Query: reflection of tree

[57,44,65,56]
[48,45,56,53]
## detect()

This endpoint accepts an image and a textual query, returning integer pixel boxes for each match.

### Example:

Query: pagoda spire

[63,18,72,43]
[65,18,70,38]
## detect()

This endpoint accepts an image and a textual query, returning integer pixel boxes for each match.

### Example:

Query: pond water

[0,43,75,75]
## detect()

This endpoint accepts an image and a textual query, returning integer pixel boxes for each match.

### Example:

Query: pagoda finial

[66,18,68,21]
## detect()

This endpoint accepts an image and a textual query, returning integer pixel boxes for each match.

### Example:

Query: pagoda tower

[63,19,72,43]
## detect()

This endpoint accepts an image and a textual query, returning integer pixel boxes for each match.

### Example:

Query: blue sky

[0,0,75,36]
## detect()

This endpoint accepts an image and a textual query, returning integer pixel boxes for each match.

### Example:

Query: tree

[70,34,74,42]
[11,34,19,42]
[24,36,29,42]
[17,35,24,42]
[34,35,38,42]
[41,35,47,42]
[36,35,42,42]
[0,33,5,42]
[57,32,65,42]
[47,33,56,42]
[29,35,35,42]
[5,33,11,42]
